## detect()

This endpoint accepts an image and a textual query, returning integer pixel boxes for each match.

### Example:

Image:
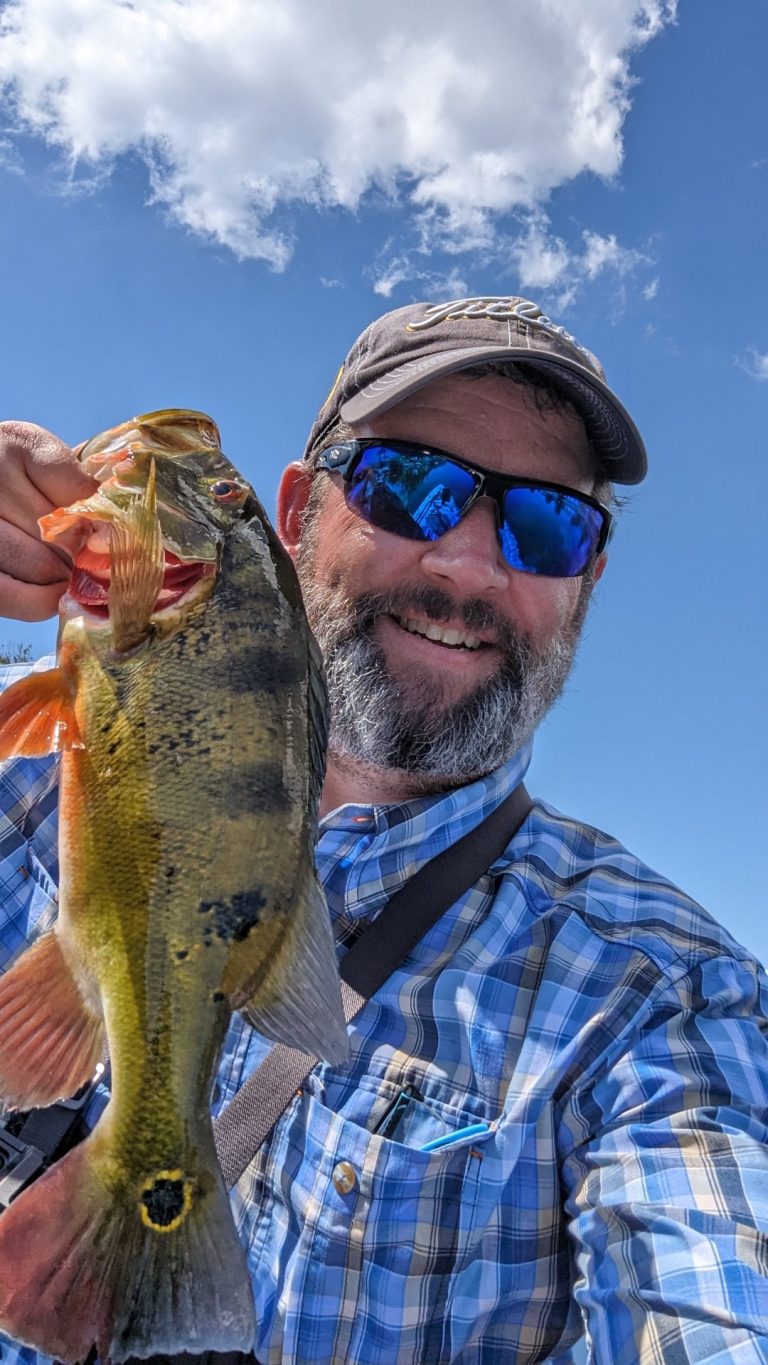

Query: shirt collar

[320,740,532,837]
[317,741,533,924]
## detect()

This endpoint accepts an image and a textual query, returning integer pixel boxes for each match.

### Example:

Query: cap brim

[340,344,647,485]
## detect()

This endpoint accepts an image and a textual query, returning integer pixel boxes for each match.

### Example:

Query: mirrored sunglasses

[316,439,613,578]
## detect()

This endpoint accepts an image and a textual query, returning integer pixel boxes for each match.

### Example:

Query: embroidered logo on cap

[406,296,596,368]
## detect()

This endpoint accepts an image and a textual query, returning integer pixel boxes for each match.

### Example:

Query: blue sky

[0,0,766,962]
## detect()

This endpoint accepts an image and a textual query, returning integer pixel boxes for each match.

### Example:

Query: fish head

[39,409,262,652]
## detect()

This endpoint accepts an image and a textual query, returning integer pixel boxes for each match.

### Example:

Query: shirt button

[332,1160,358,1195]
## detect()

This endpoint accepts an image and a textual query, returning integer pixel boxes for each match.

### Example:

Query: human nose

[419,498,510,594]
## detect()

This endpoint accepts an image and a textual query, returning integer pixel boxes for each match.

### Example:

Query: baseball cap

[304,296,647,484]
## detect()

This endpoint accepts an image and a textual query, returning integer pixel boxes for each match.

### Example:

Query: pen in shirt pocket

[371,1083,424,1139]
[419,1122,491,1152]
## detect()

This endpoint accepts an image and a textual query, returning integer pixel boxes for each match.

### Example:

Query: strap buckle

[0,1061,107,1211]
[0,1128,45,1209]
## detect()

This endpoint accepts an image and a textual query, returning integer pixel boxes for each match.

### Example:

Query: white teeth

[398,616,484,650]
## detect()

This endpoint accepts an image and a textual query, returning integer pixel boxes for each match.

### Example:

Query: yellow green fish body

[0,412,346,1361]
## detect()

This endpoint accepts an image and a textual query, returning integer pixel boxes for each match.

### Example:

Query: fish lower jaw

[60,593,111,632]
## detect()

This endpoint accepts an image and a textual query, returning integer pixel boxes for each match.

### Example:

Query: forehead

[354,372,597,489]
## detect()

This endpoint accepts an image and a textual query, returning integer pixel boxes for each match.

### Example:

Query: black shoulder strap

[214,782,532,1187]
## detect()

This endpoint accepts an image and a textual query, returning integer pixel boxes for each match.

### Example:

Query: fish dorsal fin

[0,668,83,757]
[109,457,165,654]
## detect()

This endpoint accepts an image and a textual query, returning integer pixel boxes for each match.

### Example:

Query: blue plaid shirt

[1,658,767,1363]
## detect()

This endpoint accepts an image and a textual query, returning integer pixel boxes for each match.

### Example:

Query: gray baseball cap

[304,296,647,484]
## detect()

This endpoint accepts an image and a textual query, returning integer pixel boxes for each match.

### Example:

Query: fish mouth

[67,542,215,623]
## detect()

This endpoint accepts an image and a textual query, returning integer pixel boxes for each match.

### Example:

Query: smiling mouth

[391,613,489,652]
[68,544,214,619]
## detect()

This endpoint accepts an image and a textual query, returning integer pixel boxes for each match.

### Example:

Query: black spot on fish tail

[212,990,226,1003]
[140,1171,193,1232]
[198,888,268,943]
[175,948,189,961]
[144,1179,183,1226]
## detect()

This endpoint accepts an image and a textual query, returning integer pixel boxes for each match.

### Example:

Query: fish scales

[0,410,347,1362]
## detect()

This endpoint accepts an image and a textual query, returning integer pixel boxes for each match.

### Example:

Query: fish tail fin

[0,929,104,1108]
[0,1133,256,1362]
[238,864,349,1065]
[109,456,165,653]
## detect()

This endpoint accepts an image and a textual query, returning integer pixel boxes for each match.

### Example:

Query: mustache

[328,583,533,657]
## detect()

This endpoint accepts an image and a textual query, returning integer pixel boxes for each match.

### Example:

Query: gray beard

[298,566,592,788]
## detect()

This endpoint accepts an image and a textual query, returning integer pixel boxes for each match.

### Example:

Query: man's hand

[0,421,98,622]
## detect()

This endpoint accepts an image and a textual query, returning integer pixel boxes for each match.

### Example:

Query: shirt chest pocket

[251,1088,492,1361]
[286,1089,488,1264]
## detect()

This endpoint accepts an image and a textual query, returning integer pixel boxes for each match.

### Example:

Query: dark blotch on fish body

[198,889,268,943]
[222,761,292,815]
[199,644,303,697]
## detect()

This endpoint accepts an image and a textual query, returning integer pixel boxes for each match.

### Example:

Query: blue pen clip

[419,1122,491,1153]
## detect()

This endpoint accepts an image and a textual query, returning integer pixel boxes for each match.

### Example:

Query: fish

[0,409,348,1362]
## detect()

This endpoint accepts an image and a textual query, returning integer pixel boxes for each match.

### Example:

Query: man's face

[280,373,605,790]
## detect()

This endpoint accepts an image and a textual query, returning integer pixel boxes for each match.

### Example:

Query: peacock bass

[0,409,347,1362]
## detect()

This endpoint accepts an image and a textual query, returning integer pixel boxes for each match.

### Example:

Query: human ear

[592,552,607,583]
[276,461,312,560]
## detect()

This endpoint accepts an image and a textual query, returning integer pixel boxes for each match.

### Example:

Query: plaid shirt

[1,658,767,1363]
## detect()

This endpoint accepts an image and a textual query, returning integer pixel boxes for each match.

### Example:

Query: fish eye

[210,479,246,504]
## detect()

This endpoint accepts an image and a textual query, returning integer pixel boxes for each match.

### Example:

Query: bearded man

[0,297,767,1364]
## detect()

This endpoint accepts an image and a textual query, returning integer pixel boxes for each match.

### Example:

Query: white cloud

[0,0,677,267]
[373,213,653,312]
[0,134,23,174]
[740,350,768,381]
[581,230,648,279]
[643,277,660,300]
[371,252,468,301]
[510,217,571,291]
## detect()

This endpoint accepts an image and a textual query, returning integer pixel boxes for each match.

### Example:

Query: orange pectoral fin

[0,930,104,1108]
[0,668,84,758]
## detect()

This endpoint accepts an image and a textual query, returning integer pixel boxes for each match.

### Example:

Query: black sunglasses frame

[316,438,614,575]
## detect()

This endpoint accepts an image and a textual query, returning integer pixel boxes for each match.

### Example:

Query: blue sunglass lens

[347,447,477,540]
[501,486,602,576]
[344,445,603,576]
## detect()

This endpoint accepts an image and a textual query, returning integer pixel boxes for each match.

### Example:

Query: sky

[0,0,766,963]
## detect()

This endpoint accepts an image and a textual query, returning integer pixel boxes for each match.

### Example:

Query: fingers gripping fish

[0,410,348,1362]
